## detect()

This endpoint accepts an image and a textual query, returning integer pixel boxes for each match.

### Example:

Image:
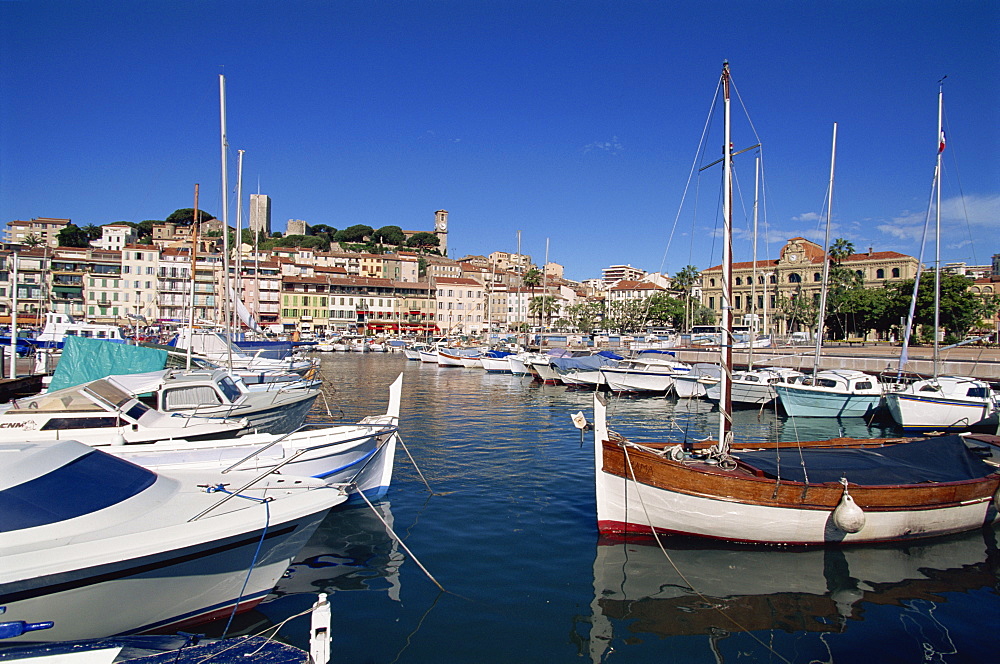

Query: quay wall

[663,346,1000,381]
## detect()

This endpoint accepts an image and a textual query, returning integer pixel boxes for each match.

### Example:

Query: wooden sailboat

[590,62,1000,546]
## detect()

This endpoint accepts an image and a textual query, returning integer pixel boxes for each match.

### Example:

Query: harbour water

[207,353,1000,663]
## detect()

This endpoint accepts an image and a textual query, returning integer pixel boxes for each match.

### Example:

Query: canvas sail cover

[48,336,168,392]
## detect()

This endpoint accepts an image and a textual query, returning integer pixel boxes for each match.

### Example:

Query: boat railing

[220,421,399,474]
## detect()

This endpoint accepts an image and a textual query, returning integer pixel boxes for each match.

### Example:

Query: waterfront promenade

[669,342,1000,381]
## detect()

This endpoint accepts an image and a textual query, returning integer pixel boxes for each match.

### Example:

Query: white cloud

[791,212,822,222]
[875,194,999,244]
[582,135,624,154]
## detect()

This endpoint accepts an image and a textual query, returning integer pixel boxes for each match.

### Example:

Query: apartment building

[4,218,71,248]
[434,276,486,335]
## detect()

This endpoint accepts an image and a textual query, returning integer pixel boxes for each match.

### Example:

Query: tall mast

[219,74,233,371]
[9,251,17,379]
[718,60,733,446]
[748,154,760,369]
[235,148,245,331]
[933,81,943,379]
[812,122,837,378]
[186,184,199,370]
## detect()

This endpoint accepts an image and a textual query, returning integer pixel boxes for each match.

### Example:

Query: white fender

[833,490,866,533]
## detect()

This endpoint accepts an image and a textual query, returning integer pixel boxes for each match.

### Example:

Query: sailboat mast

[933,82,943,379]
[749,154,760,369]
[186,184,199,370]
[719,60,733,444]
[235,148,245,331]
[219,74,234,370]
[812,122,837,378]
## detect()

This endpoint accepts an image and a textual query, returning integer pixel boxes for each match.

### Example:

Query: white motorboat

[479,352,513,373]
[884,375,998,432]
[600,356,691,393]
[172,328,315,374]
[0,377,247,445]
[33,312,127,349]
[0,438,345,642]
[673,363,721,398]
[705,366,805,406]
[775,369,883,418]
[107,373,402,501]
[107,367,320,435]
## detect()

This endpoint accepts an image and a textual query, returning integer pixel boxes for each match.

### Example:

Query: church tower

[434,210,448,256]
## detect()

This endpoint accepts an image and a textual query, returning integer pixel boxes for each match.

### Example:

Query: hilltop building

[250,194,271,235]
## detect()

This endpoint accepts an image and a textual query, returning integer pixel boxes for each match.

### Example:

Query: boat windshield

[83,379,138,409]
[12,389,106,412]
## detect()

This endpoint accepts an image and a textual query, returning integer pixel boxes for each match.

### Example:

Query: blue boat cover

[484,350,512,358]
[551,353,620,371]
[48,336,168,392]
[737,435,996,486]
[637,349,676,356]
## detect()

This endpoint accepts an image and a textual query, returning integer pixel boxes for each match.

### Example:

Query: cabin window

[855,381,873,390]
[816,379,837,388]
[218,377,244,402]
[163,386,222,410]
[968,387,989,399]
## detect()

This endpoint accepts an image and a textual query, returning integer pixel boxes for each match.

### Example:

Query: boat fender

[111,432,126,446]
[833,479,865,533]
[667,445,685,461]
[993,485,1000,510]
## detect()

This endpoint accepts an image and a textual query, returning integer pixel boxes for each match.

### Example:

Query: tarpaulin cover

[737,435,997,486]
[552,353,620,371]
[48,336,168,392]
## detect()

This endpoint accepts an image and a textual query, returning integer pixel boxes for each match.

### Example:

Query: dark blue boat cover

[736,435,996,486]
[551,353,621,371]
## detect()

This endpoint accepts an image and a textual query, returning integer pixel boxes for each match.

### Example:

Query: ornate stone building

[699,237,920,336]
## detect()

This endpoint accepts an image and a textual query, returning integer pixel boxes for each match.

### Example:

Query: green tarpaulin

[48,336,168,392]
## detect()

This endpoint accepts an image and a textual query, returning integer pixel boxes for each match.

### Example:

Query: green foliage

[829,237,855,263]
[605,299,649,333]
[333,224,374,243]
[22,233,44,248]
[522,268,542,288]
[137,220,158,238]
[166,208,215,225]
[564,301,604,334]
[405,232,440,249]
[645,293,686,329]
[528,295,559,328]
[57,224,91,248]
[372,225,406,245]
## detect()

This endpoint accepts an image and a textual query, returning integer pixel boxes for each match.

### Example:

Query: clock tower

[434,210,448,256]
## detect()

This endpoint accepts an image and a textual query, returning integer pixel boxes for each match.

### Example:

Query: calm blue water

[210,353,1000,663]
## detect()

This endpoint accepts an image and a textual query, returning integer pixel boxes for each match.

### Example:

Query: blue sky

[2,1,997,282]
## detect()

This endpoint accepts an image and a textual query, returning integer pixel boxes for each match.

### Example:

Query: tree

[57,224,91,248]
[645,293,686,329]
[333,224,373,243]
[22,233,44,249]
[372,225,406,245]
[136,220,158,239]
[605,299,648,333]
[528,295,559,329]
[405,232,440,250]
[828,237,855,264]
[671,265,701,330]
[522,267,542,289]
[82,224,103,242]
[166,208,215,225]
[564,301,604,335]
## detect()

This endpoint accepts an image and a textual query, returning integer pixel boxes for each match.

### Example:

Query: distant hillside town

[1,207,998,343]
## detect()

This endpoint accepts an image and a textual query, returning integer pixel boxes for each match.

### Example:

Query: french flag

[939,130,946,153]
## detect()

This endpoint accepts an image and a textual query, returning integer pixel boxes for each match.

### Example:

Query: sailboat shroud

[592,62,1000,546]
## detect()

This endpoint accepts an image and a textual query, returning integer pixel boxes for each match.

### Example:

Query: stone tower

[434,210,448,256]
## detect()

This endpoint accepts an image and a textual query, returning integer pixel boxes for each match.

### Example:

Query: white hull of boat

[479,357,512,373]
[418,350,439,363]
[673,375,709,398]
[600,368,675,393]
[560,370,605,387]
[508,356,530,375]
[532,362,561,384]
[885,387,997,432]
[595,467,995,545]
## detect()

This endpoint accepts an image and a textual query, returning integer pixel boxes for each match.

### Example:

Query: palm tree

[671,265,700,331]
[22,233,43,249]
[522,267,542,288]
[829,238,855,265]
[528,295,558,330]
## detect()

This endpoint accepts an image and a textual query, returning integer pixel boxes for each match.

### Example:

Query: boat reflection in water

[587,526,999,662]
[271,501,404,600]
